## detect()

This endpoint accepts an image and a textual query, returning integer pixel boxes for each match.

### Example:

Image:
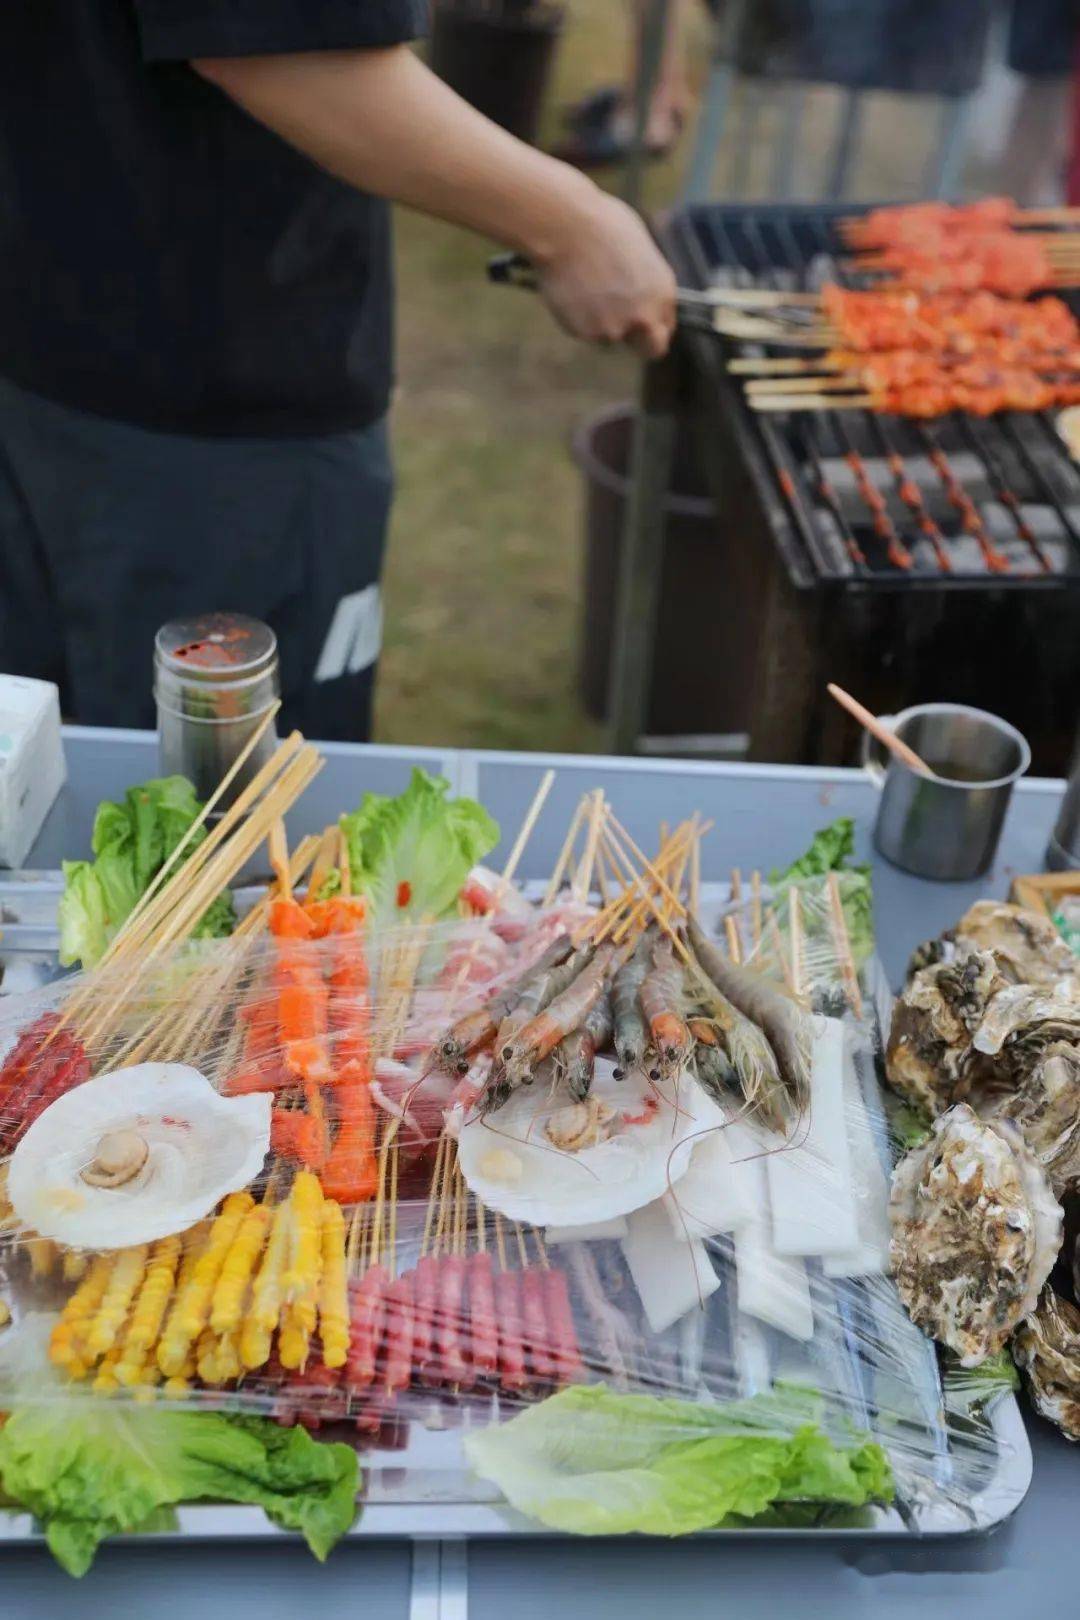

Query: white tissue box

[0,676,66,868]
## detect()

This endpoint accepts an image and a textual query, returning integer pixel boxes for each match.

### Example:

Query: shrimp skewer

[431,935,574,1074]
[495,946,594,1065]
[686,914,810,1112]
[553,990,614,1102]
[499,945,616,1095]
[611,935,651,1079]
[639,934,691,1081]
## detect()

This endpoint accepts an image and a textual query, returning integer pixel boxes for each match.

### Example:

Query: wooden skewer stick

[599,829,691,965]
[750,393,874,412]
[826,683,933,777]
[827,871,865,1019]
[499,769,556,898]
[751,870,763,952]
[304,825,340,904]
[542,795,588,906]
[724,914,742,966]
[574,789,606,904]
[267,818,292,901]
[789,886,805,1000]
[689,817,702,916]
[766,906,795,994]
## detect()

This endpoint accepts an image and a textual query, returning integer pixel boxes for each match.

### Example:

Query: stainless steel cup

[1047,727,1080,872]
[862,703,1031,881]
[154,612,280,807]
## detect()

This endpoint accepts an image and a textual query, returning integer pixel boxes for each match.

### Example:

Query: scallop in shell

[889,1102,1062,1366]
[8,1062,270,1248]
[1013,1289,1080,1442]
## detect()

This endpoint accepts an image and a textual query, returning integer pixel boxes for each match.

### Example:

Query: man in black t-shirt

[0,4,675,740]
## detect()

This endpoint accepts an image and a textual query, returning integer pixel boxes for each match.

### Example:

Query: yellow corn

[85,1245,149,1358]
[210,1202,271,1334]
[92,1344,123,1394]
[239,1319,272,1371]
[157,1196,251,1376]
[215,1328,241,1382]
[317,1200,349,1369]
[62,1250,90,1283]
[27,1236,58,1278]
[196,1326,221,1385]
[278,1302,310,1372]
[248,1200,291,1333]
[283,1172,323,1302]
[124,1234,182,1357]
[50,1254,114,1368]
[162,1349,197,1398]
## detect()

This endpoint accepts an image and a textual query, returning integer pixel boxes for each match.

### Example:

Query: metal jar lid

[154,612,280,723]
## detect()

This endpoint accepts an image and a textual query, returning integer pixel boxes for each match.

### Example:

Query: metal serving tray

[0,873,1033,1548]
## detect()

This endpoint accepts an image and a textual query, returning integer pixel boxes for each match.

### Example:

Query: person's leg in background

[0,378,392,742]
[555,0,689,165]
[0,381,71,704]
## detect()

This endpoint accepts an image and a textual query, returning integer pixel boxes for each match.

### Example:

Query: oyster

[953,900,1078,988]
[886,950,1002,1115]
[890,1103,1062,1365]
[971,985,1080,1062]
[992,1041,1080,1196]
[1013,1289,1080,1441]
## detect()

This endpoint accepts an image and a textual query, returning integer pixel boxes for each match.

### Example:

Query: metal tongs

[487,253,820,333]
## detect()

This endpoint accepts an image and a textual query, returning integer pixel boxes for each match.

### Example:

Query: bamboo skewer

[542,795,589,906]
[827,871,864,1019]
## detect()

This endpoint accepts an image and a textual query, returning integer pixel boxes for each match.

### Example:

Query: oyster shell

[890,1103,1062,1365]
[992,1041,1080,1196]
[953,901,1078,988]
[886,950,1002,1115]
[1013,1289,1080,1441]
[972,983,1080,1059]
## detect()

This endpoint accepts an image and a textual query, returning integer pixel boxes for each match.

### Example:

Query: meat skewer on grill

[839,196,1080,249]
[750,370,1080,419]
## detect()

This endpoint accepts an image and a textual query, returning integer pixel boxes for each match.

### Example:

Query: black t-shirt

[0,2,426,436]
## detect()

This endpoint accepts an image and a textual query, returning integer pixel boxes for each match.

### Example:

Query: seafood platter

[0,725,1073,1571]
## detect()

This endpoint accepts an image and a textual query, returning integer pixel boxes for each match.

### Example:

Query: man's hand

[534,190,677,360]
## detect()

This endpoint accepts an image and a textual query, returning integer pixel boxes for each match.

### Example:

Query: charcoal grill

[607,201,1080,769]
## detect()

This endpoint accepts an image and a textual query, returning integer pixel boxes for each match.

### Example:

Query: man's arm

[193,46,676,357]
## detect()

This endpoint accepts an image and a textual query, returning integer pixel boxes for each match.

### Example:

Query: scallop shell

[954,900,1079,988]
[457,1058,724,1228]
[8,1063,270,1248]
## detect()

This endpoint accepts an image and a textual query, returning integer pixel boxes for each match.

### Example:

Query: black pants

[0,377,392,742]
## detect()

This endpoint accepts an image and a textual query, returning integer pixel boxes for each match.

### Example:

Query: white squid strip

[767,1017,859,1258]
[622,1199,720,1334]
[546,1216,629,1244]
[823,1034,890,1279]
[662,1114,765,1242]
[734,1215,814,1341]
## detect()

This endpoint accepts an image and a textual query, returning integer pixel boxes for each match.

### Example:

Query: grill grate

[667,203,1080,587]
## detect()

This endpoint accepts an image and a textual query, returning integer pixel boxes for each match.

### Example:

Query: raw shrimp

[686,957,788,1132]
[553,989,614,1102]
[495,946,594,1065]
[500,945,617,1091]
[611,935,651,1078]
[430,935,574,1074]
[639,934,692,1081]
[686,914,810,1110]
[692,1037,738,1104]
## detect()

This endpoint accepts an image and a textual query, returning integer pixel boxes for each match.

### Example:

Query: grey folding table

[4,727,1075,1619]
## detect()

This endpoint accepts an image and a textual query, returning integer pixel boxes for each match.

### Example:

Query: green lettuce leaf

[0,1402,359,1577]
[464,1384,892,1537]
[58,776,236,968]
[771,817,875,965]
[340,768,499,923]
[943,1348,1019,1416]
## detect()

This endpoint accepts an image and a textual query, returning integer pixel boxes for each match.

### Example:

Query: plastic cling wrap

[0,871,1027,1539]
